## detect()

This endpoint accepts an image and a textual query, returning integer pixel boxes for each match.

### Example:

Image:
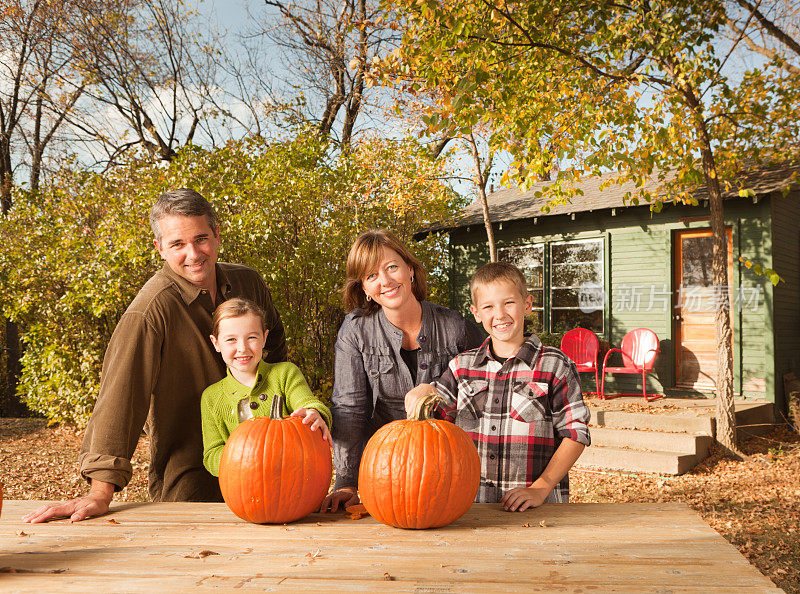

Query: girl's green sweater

[200,360,331,476]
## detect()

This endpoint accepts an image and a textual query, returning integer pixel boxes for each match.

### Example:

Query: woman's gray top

[331,300,484,489]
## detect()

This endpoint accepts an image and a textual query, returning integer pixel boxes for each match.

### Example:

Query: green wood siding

[448,197,775,401]
[770,190,800,410]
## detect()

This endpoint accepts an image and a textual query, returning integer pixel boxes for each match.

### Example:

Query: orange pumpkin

[218,414,332,524]
[358,393,480,529]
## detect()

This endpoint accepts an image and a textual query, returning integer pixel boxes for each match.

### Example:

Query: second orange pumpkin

[358,414,480,529]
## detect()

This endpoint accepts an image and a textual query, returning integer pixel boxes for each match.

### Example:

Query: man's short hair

[150,189,219,244]
[470,261,529,303]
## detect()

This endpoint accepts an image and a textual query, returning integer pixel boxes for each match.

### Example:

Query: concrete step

[590,426,713,458]
[575,444,701,475]
[589,407,715,435]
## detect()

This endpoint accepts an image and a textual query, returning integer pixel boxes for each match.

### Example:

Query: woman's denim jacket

[331,300,484,489]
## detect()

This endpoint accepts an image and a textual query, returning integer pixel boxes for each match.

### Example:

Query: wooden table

[1,501,780,592]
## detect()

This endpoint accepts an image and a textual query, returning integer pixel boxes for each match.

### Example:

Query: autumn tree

[0,133,462,424]
[67,0,220,165]
[383,0,800,453]
[256,0,398,146]
[0,0,90,412]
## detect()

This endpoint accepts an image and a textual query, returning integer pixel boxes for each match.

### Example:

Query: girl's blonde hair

[342,229,427,313]
[211,298,267,337]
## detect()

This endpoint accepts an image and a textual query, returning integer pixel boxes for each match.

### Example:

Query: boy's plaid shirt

[431,334,591,504]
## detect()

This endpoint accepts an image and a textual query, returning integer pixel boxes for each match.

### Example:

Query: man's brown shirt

[79,262,287,502]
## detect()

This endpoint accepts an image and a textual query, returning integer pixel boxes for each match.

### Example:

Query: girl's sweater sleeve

[201,383,229,477]
[281,362,333,429]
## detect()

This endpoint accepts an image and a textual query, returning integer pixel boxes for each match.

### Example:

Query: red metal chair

[600,328,662,401]
[560,328,600,395]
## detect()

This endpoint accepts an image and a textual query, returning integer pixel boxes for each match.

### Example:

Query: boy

[405,262,590,512]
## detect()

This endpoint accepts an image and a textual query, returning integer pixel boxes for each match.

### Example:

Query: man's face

[154,215,220,291]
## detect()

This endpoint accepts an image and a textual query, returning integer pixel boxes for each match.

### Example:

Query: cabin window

[499,238,604,334]
[498,244,545,333]
[550,239,604,333]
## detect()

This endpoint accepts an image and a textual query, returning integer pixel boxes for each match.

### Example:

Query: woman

[319,229,484,512]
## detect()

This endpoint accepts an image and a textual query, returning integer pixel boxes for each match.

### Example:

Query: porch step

[590,408,715,435]
[575,444,702,475]
[578,399,776,475]
[589,426,713,458]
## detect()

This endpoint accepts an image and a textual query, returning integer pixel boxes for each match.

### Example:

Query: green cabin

[436,166,800,413]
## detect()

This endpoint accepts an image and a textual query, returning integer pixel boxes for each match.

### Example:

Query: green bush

[0,133,464,425]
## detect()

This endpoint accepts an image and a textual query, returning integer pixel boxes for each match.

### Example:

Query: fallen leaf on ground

[15,531,29,537]
[106,519,120,524]
[539,520,548,528]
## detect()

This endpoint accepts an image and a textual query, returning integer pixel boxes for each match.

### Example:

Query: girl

[201,298,331,476]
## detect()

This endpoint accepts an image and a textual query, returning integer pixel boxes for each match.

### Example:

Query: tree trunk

[3,319,26,417]
[699,139,740,457]
[467,134,497,262]
[678,79,740,457]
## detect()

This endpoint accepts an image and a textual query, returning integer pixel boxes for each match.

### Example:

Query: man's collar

[159,262,230,305]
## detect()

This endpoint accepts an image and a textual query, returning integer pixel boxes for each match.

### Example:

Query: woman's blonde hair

[342,229,427,313]
[211,298,267,337]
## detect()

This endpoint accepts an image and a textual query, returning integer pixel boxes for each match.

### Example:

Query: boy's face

[470,279,533,348]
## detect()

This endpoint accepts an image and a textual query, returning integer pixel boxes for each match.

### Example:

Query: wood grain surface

[0,501,781,592]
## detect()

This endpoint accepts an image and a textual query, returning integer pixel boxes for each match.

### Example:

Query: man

[23,189,287,523]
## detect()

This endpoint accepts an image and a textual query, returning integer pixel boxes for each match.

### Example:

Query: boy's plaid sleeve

[431,357,459,422]
[550,357,591,446]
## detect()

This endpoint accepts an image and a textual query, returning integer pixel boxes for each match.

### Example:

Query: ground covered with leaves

[1,418,798,592]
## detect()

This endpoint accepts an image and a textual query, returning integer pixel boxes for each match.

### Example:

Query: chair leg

[642,371,663,402]
[600,371,606,400]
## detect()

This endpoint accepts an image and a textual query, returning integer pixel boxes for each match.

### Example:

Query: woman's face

[361,246,416,311]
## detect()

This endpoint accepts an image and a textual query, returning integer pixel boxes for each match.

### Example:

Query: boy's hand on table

[500,486,549,512]
[291,408,332,445]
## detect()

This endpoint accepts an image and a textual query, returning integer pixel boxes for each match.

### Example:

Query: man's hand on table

[22,480,115,523]
[318,486,359,513]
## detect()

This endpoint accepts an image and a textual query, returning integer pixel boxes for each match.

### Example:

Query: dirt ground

[1,418,798,592]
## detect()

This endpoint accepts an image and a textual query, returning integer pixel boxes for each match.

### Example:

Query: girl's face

[361,246,416,311]
[210,313,267,378]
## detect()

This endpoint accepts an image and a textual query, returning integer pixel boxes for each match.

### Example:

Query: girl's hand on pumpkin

[318,487,359,513]
[291,408,332,445]
[500,486,548,512]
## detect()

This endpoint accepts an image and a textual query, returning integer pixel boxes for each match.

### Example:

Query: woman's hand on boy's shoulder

[291,407,332,445]
[500,485,549,512]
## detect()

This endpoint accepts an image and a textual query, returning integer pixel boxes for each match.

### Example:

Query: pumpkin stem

[415,390,444,421]
[269,394,285,420]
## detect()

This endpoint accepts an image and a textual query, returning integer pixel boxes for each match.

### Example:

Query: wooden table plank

[1,501,780,592]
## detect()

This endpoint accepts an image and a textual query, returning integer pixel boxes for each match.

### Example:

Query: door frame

[672,227,734,390]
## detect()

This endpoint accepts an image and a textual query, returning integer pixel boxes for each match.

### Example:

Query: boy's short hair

[211,298,268,336]
[150,188,219,244]
[343,229,427,313]
[470,261,529,303]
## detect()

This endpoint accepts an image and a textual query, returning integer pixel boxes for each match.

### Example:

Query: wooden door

[673,228,733,390]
